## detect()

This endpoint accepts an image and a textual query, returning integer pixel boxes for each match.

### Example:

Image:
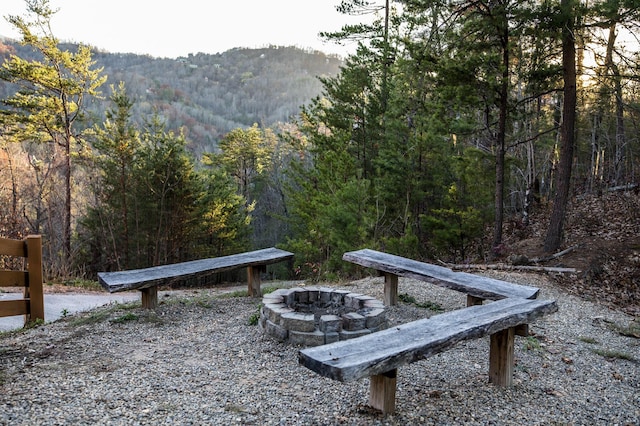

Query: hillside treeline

[1,0,639,282]
[0,39,342,155]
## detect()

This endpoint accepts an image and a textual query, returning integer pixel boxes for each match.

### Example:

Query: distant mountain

[0,39,343,155]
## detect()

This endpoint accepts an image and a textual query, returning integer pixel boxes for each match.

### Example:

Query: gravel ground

[1,273,638,425]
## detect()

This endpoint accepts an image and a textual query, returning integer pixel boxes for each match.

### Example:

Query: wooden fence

[0,235,45,326]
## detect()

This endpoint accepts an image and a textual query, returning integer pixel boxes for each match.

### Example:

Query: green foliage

[206,124,279,251]
[421,148,494,261]
[217,290,249,298]
[606,318,640,339]
[196,162,251,258]
[524,336,542,351]
[284,1,516,271]
[24,318,44,329]
[423,200,484,262]
[286,172,374,279]
[591,348,635,362]
[110,312,139,324]
[80,87,251,273]
[214,124,275,199]
[248,303,262,326]
[397,293,443,312]
[68,309,111,326]
[283,45,387,278]
[58,278,102,291]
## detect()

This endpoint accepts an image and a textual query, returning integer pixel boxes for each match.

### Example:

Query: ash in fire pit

[259,287,387,346]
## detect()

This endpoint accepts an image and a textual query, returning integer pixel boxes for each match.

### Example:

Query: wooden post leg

[466,295,484,307]
[141,287,158,310]
[384,273,398,306]
[247,265,263,297]
[370,369,397,414]
[515,324,529,337]
[489,327,515,386]
[25,235,45,325]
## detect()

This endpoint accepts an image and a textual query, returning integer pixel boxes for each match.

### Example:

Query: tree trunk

[64,137,72,262]
[544,0,577,253]
[604,23,626,185]
[492,2,509,254]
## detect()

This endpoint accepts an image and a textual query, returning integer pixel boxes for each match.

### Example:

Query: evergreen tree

[214,124,275,206]
[196,155,251,258]
[134,115,201,266]
[82,82,139,271]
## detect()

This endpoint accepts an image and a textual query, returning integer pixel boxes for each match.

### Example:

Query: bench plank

[98,248,293,293]
[343,249,540,303]
[298,297,557,383]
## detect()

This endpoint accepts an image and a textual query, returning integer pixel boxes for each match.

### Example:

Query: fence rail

[0,235,44,326]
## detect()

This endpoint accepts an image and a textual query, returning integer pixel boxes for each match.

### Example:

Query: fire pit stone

[259,286,387,346]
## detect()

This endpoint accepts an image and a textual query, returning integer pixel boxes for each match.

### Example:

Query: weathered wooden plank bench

[98,247,294,309]
[299,297,557,414]
[343,249,540,307]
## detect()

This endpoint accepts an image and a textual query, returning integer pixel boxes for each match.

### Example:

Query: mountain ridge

[0,38,343,154]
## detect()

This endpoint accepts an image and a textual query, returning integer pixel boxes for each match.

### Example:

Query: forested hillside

[0,38,342,154]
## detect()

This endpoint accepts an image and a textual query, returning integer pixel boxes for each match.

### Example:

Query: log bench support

[247,264,267,297]
[489,327,515,387]
[299,297,557,414]
[370,369,397,414]
[98,248,294,309]
[367,327,516,412]
[141,287,158,310]
[345,249,540,309]
[383,272,398,307]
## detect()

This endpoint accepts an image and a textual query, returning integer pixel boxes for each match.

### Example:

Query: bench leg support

[369,369,397,414]
[141,287,158,310]
[247,265,265,297]
[383,273,398,306]
[489,327,515,387]
[466,295,484,306]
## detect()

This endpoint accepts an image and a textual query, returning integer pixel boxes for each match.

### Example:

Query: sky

[2,0,369,58]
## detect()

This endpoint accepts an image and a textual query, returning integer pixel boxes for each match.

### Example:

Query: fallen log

[530,245,579,263]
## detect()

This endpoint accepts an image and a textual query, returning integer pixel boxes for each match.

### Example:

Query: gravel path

[1,273,638,425]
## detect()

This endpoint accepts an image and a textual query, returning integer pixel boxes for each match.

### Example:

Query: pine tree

[84,82,139,271]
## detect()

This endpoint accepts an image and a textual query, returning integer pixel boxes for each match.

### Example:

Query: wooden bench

[299,297,557,413]
[0,235,45,326]
[98,247,294,309]
[343,249,540,307]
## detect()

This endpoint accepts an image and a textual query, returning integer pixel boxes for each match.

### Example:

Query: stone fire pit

[259,286,387,346]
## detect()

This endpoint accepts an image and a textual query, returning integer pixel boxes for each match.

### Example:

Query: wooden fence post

[25,235,45,324]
